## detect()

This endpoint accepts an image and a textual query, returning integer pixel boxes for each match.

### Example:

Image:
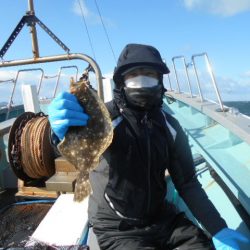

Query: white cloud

[0,70,51,104]
[164,67,250,101]
[0,69,114,104]
[103,72,113,79]
[183,0,250,16]
[72,0,114,26]
[1,67,249,105]
[73,0,92,18]
[241,70,250,78]
[0,70,46,87]
[0,70,17,81]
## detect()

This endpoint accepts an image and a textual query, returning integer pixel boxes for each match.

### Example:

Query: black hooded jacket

[88,43,226,236]
[88,90,227,236]
[106,90,170,220]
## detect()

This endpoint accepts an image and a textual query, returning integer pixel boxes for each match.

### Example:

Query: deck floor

[0,189,52,248]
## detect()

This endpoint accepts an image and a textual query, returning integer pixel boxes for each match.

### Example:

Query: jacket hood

[113,43,170,87]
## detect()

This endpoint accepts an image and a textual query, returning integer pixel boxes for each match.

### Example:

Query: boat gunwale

[166,91,250,145]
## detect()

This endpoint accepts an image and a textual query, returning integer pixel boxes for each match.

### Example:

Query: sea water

[224,101,250,117]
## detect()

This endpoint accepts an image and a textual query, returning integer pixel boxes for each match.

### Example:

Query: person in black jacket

[48,44,250,250]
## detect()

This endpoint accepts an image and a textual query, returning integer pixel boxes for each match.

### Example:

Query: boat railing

[172,56,193,97]
[6,68,44,120]
[0,54,103,99]
[0,78,15,85]
[0,78,15,108]
[37,71,50,96]
[171,53,226,112]
[52,65,79,98]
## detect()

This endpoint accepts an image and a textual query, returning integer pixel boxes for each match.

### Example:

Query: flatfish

[57,73,113,202]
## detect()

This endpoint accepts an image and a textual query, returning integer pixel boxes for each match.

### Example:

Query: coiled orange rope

[20,116,55,179]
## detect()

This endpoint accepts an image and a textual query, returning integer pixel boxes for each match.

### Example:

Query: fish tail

[74,172,92,202]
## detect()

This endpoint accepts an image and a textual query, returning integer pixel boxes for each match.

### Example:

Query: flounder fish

[57,71,113,202]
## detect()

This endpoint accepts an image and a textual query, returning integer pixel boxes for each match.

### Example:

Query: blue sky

[0,0,250,101]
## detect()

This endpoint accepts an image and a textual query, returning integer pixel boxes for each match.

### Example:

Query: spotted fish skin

[57,77,113,202]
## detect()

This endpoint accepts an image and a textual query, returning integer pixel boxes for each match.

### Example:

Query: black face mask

[123,84,163,110]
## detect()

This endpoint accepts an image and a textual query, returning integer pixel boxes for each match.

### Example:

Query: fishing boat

[0,1,249,249]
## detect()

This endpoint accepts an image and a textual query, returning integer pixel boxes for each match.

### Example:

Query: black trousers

[92,199,215,250]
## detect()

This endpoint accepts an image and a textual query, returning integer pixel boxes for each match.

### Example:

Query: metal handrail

[167,74,172,91]
[36,69,45,95]
[0,79,14,84]
[191,55,204,102]
[192,53,225,111]
[52,65,79,98]
[5,68,44,120]
[172,56,193,96]
[38,74,59,97]
[0,53,103,101]
[172,56,181,93]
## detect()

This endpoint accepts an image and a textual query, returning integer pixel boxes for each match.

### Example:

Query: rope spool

[8,112,56,181]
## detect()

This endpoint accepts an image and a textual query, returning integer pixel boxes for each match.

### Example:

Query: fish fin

[74,172,91,202]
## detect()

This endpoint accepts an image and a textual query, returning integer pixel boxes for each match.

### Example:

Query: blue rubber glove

[212,228,250,250]
[48,92,89,140]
